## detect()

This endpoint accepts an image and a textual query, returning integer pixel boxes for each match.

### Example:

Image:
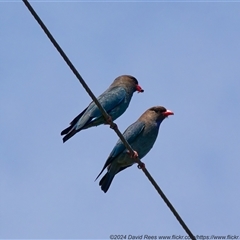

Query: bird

[95,106,174,193]
[61,75,144,143]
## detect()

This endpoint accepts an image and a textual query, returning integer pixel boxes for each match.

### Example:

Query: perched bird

[95,106,174,193]
[61,75,144,143]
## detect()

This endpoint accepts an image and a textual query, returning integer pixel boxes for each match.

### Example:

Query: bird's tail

[61,126,72,136]
[62,128,78,143]
[99,172,115,193]
[61,107,88,142]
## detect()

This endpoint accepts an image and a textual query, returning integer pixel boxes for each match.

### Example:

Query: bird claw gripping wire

[109,122,118,130]
[127,150,139,159]
[104,115,118,130]
[127,150,145,169]
[137,161,145,169]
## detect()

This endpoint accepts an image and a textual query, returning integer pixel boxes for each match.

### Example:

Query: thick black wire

[22,1,196,239]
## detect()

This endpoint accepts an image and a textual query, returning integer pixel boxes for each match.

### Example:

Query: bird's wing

[110,120,145,158]
[95,120,145,181]
[69,107,88,126]
[87,86,126,119]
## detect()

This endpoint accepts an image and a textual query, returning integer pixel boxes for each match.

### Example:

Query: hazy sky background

[1,1,240,239]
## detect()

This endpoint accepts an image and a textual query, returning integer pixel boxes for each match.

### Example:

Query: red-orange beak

[163,110,174,116]
[136,84,144,93]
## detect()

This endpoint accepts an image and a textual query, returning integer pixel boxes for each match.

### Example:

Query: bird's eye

[150,107,167,113]
[160,108,167,113]
[150,107,158,113]
[128,76,138,85]
[133,78,138,85]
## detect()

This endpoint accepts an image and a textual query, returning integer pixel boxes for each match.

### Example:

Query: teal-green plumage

[61,75,144,143]
[96,106,174,193]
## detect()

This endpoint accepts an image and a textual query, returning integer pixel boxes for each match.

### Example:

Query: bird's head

[111,75,144,93]
[142,106,174,124]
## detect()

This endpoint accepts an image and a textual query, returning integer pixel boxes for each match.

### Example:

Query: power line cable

[22,1,196,239]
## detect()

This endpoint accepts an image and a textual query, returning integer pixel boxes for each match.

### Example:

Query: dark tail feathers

[99,172,114,193]
[62,128,78,143]
[61,107,88,140]
[61,125,72,136]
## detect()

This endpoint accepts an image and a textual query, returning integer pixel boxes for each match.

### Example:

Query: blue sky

[1,1,240,239]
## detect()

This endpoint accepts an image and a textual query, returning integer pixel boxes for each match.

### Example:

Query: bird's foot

[137,161,145,169]
[110,122,118,130]
[127,150,144,168]
[104,115,113,125]
[127,150,139,159]
[104,116,118,130]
